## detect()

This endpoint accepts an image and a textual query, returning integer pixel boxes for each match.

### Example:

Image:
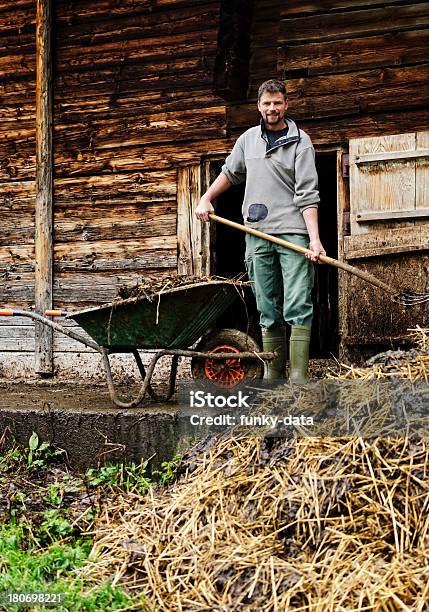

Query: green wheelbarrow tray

[3,281,273,409]
[67,280,240,350]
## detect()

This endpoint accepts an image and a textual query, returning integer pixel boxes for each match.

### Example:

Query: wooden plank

[0,316,82,327]
[278,29,429,76]
[54,71,217,108]
[281,0,428,16]
[356,149,429,164]
[53,170,177,202]
[284,64,429,101]
[0,268,177,307]
[53,234,176,259]
[55,6,220,46]
[55,214,177,244]
[35,0,53,374]
[356,208,429,222]
[53,138,230,179]
[0,1,33,11]
[0,236,177,268]
[53,269,177,305]
[55,29,218,72]
[53,107,226,151]
[177,165,210,276]
[0,325,94,353]
[0,212,177,244]
[279,4,429,44]
[54,0,218,22]
[0,4,35,36]
[0,176,178,213]
[2,81,218,118]
[416,131,429,210]
[344,225,429,259]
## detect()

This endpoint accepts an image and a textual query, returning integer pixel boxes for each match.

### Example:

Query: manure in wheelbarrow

[115,274,247,302]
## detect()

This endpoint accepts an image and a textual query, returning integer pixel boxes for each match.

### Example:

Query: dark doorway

[211,153,339,356]
[313,152,339,356]
[210,160,260,341]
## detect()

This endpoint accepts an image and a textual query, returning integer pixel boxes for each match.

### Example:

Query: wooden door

[341,132,429,352]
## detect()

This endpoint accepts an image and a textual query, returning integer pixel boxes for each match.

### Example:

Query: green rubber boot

[289,325,311,384]
[262,327,287,381]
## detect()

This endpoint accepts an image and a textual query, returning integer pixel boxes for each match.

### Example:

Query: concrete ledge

[0,382,195,470]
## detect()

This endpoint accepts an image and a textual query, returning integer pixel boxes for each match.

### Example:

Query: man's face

[257,91,288,129]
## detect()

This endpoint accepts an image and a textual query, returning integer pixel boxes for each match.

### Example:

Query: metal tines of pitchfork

[394,289,429,307]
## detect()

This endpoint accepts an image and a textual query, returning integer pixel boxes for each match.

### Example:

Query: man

[195,79,325,383]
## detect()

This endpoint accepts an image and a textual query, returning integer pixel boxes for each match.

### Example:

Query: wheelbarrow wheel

[191,328,264,389]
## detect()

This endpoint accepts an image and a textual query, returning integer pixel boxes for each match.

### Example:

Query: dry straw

[84,435,429,610]
[82,329,429,610]
[326,327,429,382]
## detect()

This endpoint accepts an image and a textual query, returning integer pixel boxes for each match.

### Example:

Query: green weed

[27,432,65,471]
[0,523,139,611]
[152,455,180,486]
[85,459,152,494]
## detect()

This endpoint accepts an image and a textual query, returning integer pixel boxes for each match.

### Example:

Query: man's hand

[305,239,326,263]
[195,195,214,222]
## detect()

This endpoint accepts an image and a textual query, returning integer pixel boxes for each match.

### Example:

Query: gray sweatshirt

[221,118,319,235]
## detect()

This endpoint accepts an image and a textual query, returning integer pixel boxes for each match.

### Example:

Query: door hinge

[341,153,349,178]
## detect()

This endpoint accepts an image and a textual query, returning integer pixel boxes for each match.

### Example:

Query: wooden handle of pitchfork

[209,213,398,298]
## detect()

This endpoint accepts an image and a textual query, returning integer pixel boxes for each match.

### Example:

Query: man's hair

[257,79,287,101]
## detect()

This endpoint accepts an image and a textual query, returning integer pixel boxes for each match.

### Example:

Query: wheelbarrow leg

[101,349,179,408]
[132,350,179,403]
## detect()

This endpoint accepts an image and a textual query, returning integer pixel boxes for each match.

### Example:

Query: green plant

[85,459,152,494]
[45,483,63,507]
[152,455,180,486]
[0,447,24,475]
[8,491,27,523]
[0,523,138,611]
[38,509,74,544]
[26,432,64,470]
[85,464,121,487]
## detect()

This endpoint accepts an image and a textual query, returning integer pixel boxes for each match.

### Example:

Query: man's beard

[265,114,283,126]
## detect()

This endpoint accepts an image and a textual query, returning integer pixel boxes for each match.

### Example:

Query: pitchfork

[209,214,429,307]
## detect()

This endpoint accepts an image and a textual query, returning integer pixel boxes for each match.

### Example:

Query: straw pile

[86,436,429,610]
[82,328,429,609]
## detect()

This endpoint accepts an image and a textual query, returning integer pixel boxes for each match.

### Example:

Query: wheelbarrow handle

[0,308,102,353]
[209,213,398,298]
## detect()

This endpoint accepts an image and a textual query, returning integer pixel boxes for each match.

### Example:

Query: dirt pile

[86,436,429,610]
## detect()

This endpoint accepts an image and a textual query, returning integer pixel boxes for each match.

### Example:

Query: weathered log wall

[228,0,429,143]
[0,2,36,340]
[0,0,232,377]
[0,0,229,313]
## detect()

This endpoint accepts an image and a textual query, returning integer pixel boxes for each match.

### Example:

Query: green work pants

[245,233,314,330]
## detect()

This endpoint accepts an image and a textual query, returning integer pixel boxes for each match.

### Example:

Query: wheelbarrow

[1,281,273,408]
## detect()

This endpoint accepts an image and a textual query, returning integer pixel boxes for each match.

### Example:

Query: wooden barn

[0,0,428,378]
